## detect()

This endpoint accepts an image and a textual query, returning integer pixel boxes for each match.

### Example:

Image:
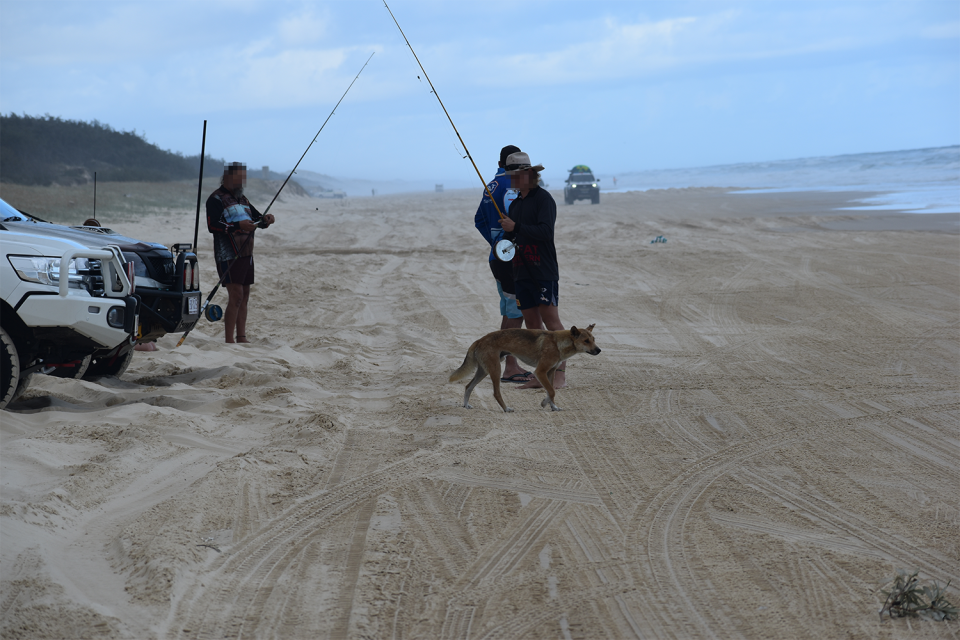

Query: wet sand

[2,187,958,639]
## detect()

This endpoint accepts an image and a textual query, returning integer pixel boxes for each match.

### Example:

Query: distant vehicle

[564,165,599,205]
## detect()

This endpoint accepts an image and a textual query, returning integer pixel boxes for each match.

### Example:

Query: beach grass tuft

[879,569,957,622]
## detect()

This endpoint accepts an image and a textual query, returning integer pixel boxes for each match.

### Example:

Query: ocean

[604,146,960,214]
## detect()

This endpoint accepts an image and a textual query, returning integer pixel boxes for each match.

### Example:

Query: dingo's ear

[570,326,580,337]
[586,324,595,332]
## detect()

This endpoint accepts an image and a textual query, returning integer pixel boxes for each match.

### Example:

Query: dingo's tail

[449,346,478,382]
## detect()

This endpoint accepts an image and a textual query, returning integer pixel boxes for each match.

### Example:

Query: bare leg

[501,316,528,379]
[236,285,251,342]
[521,307,544,330]
[224,283,244,343]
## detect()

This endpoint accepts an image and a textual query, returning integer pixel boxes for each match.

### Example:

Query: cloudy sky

[2,0,958,184]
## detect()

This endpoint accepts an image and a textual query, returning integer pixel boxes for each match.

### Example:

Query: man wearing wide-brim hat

[499,152,569,389]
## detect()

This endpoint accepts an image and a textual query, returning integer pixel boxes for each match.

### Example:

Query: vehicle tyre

[591,194,600,204]
[48,355,92,379]
[1,325,23,409]
[85,346,135,379]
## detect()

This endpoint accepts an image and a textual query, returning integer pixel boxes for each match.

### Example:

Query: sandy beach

[2,186,958,639]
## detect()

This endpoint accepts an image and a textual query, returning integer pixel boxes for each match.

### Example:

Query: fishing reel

[204,304,223,322]
[495,239,516,262]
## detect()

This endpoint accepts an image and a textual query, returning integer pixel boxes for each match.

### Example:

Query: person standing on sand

[499,151,567,390]
[206,162,275,344]
[474,144,531,383]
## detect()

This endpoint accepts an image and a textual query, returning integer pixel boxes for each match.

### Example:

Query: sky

[1,0,958,186]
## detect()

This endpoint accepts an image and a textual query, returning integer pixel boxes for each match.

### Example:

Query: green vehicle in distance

[564,165,600,205]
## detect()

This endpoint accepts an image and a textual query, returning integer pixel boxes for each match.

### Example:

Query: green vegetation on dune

[0,176,310,225]
[0,114,224,186]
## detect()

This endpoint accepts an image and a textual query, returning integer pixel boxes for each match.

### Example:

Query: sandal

[501,372,532,382]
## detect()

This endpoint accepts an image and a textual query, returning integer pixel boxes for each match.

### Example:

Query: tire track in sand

[170,433,521,639]
[625,433,798,639]
[740,470,959,584]
[439,498,569,640]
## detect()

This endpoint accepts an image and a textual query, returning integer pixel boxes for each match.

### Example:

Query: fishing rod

[192,120,207,252]
[383,1,505,223]
[260,50,375,219]
[176,52,375,348]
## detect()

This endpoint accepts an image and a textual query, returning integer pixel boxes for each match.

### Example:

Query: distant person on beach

[206,162,275,344]
[474,144,530,383]
[500,151,567,389]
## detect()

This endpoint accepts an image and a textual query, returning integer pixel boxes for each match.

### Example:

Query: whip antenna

[176,52,375,348]
[383,1,505,219]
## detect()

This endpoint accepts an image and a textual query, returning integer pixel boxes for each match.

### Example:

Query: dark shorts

[217,256,255,285]
[515,279,559,310]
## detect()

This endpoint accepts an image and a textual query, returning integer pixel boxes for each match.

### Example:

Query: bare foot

[520,370,566,389]
[518,377,543,389]
[237,336,251,344]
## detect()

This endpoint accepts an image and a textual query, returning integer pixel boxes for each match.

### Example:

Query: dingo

[449,324,601,412]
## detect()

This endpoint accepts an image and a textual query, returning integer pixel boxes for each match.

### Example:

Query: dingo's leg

[481,351,513,412]
[536,365,561,411]
[463,367,487,409]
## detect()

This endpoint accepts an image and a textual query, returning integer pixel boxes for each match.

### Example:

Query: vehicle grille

[148,257,176,284]
[78,259,105,296]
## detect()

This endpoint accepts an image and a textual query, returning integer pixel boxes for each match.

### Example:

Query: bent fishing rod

[176,51,375,348]
[383,1,505,222]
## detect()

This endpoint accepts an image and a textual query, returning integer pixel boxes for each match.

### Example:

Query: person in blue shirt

[474,144,530,382]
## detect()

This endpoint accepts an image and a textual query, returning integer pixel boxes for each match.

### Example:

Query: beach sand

[2,187,958,639]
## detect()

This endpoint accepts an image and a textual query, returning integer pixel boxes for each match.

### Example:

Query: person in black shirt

[499,151,568,389]
[206,163,275,343]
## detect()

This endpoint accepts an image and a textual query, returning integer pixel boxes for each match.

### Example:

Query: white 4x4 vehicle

[1,198,137,409]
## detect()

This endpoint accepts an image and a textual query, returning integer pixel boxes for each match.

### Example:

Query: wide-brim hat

[504,152,544,174]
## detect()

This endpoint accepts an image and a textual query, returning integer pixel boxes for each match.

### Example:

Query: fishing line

[176,52,375,348]
[383,1,504,220]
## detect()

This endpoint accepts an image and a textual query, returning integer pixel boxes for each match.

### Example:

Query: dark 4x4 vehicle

[564,165,600,205]
[2,205,201,380]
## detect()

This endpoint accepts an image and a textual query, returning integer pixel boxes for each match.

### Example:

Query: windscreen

[0,198,31,222]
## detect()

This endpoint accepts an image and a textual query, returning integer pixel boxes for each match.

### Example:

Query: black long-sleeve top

[504,185,559,281]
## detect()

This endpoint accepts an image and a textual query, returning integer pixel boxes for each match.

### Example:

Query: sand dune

[2,187,958,639]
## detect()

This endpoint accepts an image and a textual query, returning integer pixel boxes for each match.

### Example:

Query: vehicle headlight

[183,261,193,291]
[8,256,89,289]
[191,262,199,290]
[592,183,597,187]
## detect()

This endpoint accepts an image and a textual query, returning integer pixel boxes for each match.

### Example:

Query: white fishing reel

[495,239,516,262]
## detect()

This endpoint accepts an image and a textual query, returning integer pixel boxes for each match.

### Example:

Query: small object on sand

[650,235,667,244]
